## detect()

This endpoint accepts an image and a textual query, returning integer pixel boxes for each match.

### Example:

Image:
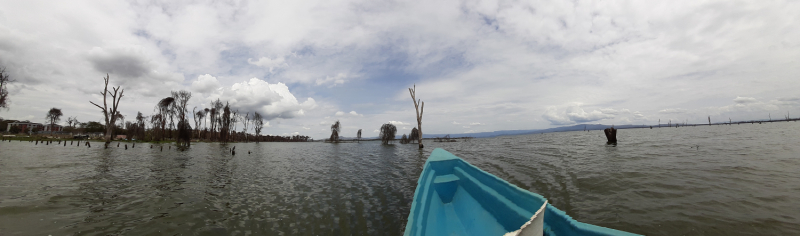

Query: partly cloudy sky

[1,0,799,138]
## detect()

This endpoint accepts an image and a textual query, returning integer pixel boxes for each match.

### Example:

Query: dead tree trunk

[409,84,424,149]
[89,74,124,148]
[604,127,617,144]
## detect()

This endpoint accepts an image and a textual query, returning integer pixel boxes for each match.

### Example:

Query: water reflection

[2,122,800,235]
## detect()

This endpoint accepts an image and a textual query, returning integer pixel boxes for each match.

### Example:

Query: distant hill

[351,124,651,140]
[419,124,650,139]
[338,119,797,140]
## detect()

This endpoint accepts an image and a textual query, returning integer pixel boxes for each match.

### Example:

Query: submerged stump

[604,127,617,144]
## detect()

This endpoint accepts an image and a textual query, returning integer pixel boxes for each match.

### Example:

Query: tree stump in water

[604,127,617,144]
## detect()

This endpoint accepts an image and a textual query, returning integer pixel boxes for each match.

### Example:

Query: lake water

[1,122,799,235]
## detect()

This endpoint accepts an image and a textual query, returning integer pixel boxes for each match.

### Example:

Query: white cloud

[543,107,574,125]
[248,56,287,73]
[565,105,615,123]
[211,78,316,120]
[388,120,410,126]
[334,110,363,117]
[469,122,482,126]
[452,121,460,125]
[543,104,616,125]
[316,73,348,86]
[659,108,688,114]
[733,96,758,104]
[191,74,220,93]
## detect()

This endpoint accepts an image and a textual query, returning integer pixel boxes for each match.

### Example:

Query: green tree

[9,125,20,134]
[45,108,63,132]
[83,121,105,133]
[379,123,397,145]
[409,127,419,143]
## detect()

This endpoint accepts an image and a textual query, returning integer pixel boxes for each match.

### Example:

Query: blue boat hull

[404,148,641,236]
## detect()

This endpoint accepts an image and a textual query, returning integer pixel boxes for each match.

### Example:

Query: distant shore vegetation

[0,74,311,146]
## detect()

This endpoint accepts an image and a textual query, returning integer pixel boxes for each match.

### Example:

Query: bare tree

[242,112,250,142]
[150,114,162,140]
[207,107,216,140]
[155,97,175,141]
[173,90,192,148]
[0,67,13,110]
[230,109,239,141]
[89,74,124,148]
[380,123,397,145]
[253,112,263,142]
[409,84,424,149]
[209,99,223,141]
[67,116,79,129]
[135,112,146,141]
[45,108,63,132]
[400,134,409,144]
[114,111,125,128]
[357,129,362,143]
[203,108,209,134]
[220,102,231,143]
[330,120,341,142]
[124,121,136,141]
[194,107,205,139]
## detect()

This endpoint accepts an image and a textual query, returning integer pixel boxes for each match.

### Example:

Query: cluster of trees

[117,95,310,144]
[399,127,419,144]
[4,69,426,148]
[88,75,311,145]
[326,84,425,147]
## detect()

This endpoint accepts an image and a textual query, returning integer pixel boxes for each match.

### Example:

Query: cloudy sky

[1,0,798,138]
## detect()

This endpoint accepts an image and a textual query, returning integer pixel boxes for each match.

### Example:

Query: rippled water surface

[2,122,800,235]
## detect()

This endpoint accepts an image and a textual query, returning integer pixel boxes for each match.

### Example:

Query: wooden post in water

[125,144,127,150]
[604,127,617,144]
